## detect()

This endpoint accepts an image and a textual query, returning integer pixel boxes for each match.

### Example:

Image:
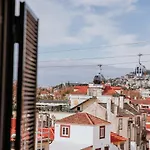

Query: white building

[139,88,150,98]
[49,112,122,150]
[69,94,92,109]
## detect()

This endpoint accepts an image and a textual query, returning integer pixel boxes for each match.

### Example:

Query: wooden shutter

[15,2,38,150]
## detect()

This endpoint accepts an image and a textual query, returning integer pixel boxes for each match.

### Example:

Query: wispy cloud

[22,0,150,85]
[25,0,139,46]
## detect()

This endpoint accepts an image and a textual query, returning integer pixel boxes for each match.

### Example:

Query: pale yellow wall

[37,142,49,150]
[83,102,107,120]
[72,98,97,111]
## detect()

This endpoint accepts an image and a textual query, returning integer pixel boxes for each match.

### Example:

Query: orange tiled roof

[57,112,110,125]
[111,86,122,90]
[103,89,117,95]
[146,124,150,129]
[147,116,150,122]
[11,118,16,129]
[111,132,127,144]
[10,118,54,141]
[40,91,49,94]
[38,127,54,141]
[81,146,93,150]
[131,99,150,105]
[102,85,118,96]
[71,86,88,95]
[122,90,141,99]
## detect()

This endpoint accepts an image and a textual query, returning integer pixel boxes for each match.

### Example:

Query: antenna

[138,53,142,65]
[98,64,102,74]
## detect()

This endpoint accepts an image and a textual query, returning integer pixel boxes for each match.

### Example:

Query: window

[137,117,140,126]
[99,126,105,139]
[77,106,81,111]
[60,125,70,138]
[104,146,109,150]
[120,143,124,150]
[119,118,123,130]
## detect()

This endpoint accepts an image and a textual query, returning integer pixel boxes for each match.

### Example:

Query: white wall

[54,123,93,145]
[119,96,124,109]
[50,112,75,120]
[93,124,111,149]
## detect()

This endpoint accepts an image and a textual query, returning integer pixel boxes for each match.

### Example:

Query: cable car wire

[39,40,150,54]
[38,59,150,68]
[39,53,150,63]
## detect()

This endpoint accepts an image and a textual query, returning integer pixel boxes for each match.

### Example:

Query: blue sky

[18,0,150,86]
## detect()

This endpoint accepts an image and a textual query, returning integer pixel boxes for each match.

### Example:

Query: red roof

[111,86,122,90]
[146,124,150,129]
[10,118,54,141]
[102,85,119,96]
[71,86,88,95]
[57,112,110,125]
[38,127,54,141]
[11,118,16,129]
[147,116,150,122]
[40,91,49,94]
[103,89,116,95]
[131,99,150,105]
[111,132,127,144]
[81,146,93,150]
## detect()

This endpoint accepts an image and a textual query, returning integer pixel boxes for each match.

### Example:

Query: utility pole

[98,64,102,74]
[138,53,142,65]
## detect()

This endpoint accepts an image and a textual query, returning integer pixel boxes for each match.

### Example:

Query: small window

[120,143,124,150]
[77,106,80,111]
[104,146,109,150]
[119,118,123,130]
[137,117,140,126]
[60,125,70,138]
[99,126,105,139]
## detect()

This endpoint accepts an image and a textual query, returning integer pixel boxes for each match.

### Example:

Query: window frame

[119,118,123,130]
[60,125,70,138]
[99,126,105,139]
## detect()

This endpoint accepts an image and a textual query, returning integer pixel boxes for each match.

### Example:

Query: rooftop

[111,132,127,144]
[37,100,68,103]
[71,86,88,95]
[56,112,110,125]
[131,99,150,105]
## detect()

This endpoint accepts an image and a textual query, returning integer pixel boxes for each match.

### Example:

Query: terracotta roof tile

[10,118,55,141]
[146,124,150,129]
[38,127,54,141]
[122,90,141,99]
[102,85,117,95]
[81,146,93,150]
[71,86,88,95]
[57,112,110,125]
[11,118,16,129]
[103,89,117,95]
[147,116,150,122]
[111,86,122,90]
[132,99,150,105]
[111,132,127,144]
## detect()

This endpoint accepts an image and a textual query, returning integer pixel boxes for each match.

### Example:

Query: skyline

[15,0,150,86]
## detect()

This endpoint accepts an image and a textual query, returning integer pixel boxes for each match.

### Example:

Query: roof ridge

[85,113,94,125]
